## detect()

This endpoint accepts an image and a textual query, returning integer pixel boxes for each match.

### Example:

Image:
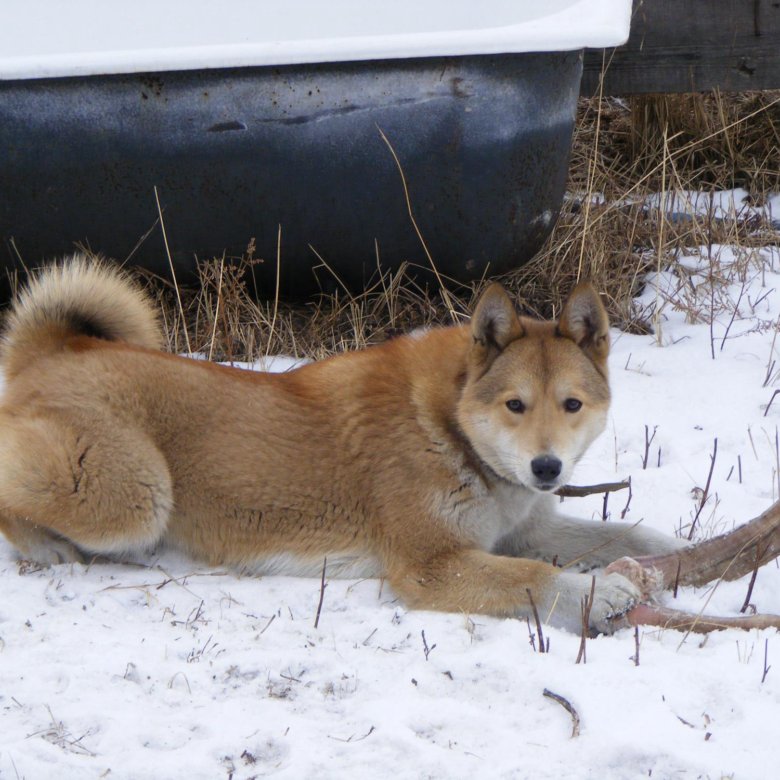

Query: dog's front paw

[586,572,642,634]
[545,571,641,634]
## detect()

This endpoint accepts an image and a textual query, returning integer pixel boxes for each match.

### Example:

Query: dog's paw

[546,571,641,634]
[586,572,642,634]
[21,536,84,566]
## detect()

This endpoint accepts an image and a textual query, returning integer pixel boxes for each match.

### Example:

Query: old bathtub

[1,1,631,294]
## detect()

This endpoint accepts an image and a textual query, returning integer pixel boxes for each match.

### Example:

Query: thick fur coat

[0,257,686,633]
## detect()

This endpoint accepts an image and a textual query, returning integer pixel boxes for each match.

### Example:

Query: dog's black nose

[531,455,562,482]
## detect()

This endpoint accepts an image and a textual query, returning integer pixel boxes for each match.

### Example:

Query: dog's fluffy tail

[1,254,163,378]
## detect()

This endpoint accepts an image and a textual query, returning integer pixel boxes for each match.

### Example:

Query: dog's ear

[470,283,523,364]
[557,283,610,369]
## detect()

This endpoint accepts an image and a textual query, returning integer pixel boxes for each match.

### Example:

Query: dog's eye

[564,398,583,413]
[506,399,525,414]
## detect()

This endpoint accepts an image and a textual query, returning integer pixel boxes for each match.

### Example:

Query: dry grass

[504,92,780,330]
[139,255,470,362]
[136,91,779,361]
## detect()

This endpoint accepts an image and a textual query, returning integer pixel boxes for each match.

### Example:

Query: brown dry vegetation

[128,91,780,360]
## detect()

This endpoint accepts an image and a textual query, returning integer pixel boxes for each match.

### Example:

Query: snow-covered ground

[1,208,779,779]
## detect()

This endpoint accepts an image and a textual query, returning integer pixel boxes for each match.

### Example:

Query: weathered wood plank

[582,0,780,94]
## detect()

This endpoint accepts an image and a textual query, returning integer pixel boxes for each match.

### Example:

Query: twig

[740,543,764,614]
[259,614,276,635]
[620,476,633,519]
[543,689,581,738]
[557,480,630,498]
[167,672,192,694]
[525,617,537,652]
[576,576,596,664]
[762,638,771,684]
[767,389,780,418]
[719,277,747,351]
[314,557,327,629]
[642,425,658,469]
[688,438,718,540]
[526,589,547,654]
[627,604,780,634]
[673,560,682,599]
[327,725,376,743]
[421,629,437,661]
[632,626,640,667]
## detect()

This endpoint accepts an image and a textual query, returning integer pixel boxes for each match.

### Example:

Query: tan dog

[0,256,686,633]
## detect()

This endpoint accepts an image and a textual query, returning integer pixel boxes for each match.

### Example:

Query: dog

[0,256,687,633]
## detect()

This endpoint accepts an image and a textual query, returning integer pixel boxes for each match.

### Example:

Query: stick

[688,438,718,540]
[740,543,764,614]
[526,589,547,653]
[557,480,631,498]
[576,576,596,664]
[634,500,780,588]
[762,638,772,683]
[314,557,327,629]
[633,626,640,666]
[543,689,581,738]
[626,604,780,634]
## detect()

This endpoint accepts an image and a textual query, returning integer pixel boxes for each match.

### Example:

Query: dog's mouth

[529,480,561,494]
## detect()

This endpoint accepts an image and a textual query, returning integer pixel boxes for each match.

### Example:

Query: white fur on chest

[434,467,551,551]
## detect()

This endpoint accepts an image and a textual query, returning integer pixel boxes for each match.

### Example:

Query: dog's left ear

[557,283,610,369]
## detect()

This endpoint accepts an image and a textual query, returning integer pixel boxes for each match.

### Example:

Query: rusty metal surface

[1,52,582,295]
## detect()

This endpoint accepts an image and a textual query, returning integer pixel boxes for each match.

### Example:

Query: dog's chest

[436,469,543,551]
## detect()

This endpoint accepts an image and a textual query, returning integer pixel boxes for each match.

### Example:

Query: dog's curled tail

[1,254,164,378]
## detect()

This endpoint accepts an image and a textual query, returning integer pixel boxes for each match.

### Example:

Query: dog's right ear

[470,283,523,365]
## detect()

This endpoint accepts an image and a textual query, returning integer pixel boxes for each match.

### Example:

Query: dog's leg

[494,511,689,570]
[0,513,86,564]
[385,545,641,634]
[0,412,172,562]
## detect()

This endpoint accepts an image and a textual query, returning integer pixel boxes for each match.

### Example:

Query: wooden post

[582,0,780,94]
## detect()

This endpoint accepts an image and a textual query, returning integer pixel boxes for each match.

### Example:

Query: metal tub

[1,1,631,294]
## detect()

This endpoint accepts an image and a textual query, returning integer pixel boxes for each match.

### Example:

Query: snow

[1,0,631,80]
[643,188,780,227]
[1,210,780,778]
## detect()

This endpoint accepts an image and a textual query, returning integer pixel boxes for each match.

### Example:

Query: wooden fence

[582,0,780,94]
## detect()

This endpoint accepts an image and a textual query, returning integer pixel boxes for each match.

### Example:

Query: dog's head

[456,283,610,492]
